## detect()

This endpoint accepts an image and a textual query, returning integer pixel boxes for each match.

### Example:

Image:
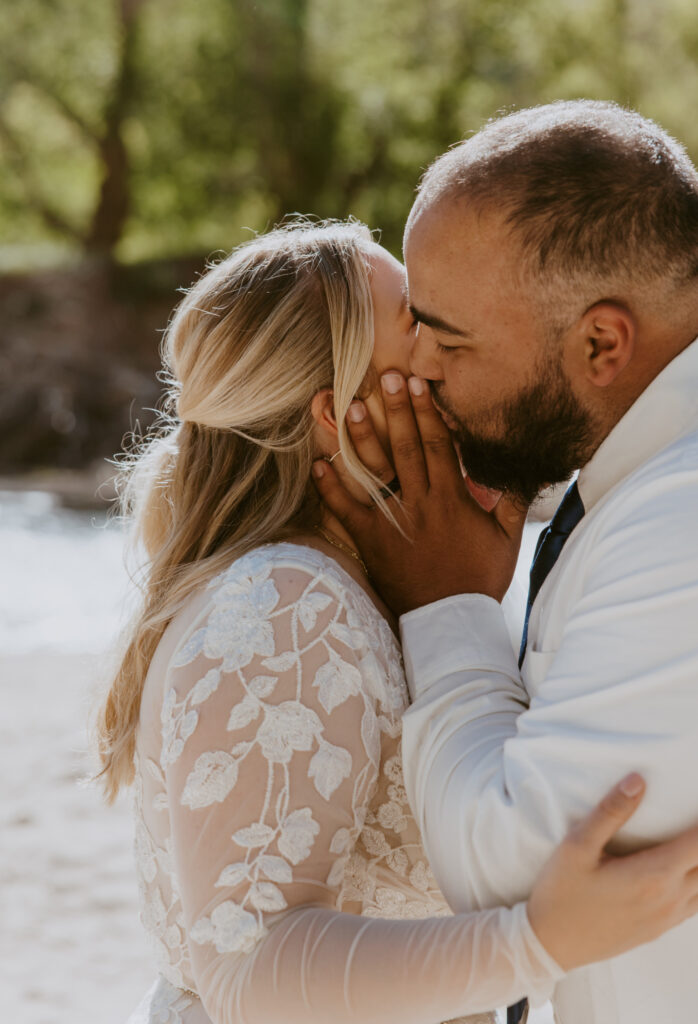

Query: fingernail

[348,401,366,423]
[619,773,644,797]
[408,376,425,396]
[312,461,326,478]
[381,373,403,395]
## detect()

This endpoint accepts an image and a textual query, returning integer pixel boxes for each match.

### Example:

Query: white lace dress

[127,543,560,1024]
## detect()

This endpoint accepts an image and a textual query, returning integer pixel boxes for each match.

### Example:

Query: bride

[96,219,698,1024]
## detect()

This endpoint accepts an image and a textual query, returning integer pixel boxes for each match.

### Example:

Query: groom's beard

[432,357,598,506]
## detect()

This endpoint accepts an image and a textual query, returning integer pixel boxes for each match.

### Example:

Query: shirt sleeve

[161,561,562,1024]
[400,469,698,913]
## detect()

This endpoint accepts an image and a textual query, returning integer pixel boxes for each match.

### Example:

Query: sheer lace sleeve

[161,553,562,1024]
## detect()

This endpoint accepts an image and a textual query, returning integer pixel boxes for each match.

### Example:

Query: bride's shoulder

[218,539,341,577]
[199,540,399,665]
[158,540,405,720]
[207,541,367,611]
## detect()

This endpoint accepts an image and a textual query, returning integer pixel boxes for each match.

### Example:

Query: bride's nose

[409,325,443,381]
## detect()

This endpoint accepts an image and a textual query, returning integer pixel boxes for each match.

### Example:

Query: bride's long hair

[96,219,391,802]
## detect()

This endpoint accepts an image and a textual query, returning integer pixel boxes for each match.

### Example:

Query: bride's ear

[310,389,338,443]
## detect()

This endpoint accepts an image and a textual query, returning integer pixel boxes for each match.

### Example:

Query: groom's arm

[312,372,698,913]
[400,472,698,914]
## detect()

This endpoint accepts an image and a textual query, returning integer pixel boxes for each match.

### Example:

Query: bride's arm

[199,776,698,1024]
[198,902,557,1024]
[161,562,559,1022]
[162,563,698,1024]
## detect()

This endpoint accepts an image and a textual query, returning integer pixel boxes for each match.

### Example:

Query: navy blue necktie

[507,998,530,1024]
[508,483,585,1024]
[518,480,585,668]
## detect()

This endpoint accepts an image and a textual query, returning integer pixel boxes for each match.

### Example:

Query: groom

[314,100,698,1024]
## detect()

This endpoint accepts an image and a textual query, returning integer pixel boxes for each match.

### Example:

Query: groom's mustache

[428,383,459,430]
[427,383,503,508]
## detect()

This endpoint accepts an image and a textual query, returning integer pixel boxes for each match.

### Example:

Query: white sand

[1,492,153,1021]
[1,652,154,1023]
[0,490,552,1024]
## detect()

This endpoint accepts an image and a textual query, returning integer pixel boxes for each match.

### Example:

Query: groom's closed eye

[408,303,472,341]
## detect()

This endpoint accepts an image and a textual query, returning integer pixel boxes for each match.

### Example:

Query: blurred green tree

[2,0,697,474]
[0,0,697,266]
[0,0,145,262]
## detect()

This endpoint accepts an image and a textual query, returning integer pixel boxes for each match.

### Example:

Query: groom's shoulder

[627,425,698,493]
[594,426,698,549]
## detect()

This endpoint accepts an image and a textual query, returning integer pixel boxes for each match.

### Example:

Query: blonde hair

[96,219,391,802]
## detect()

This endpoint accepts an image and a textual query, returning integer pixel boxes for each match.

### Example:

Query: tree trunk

[84,0,144,260]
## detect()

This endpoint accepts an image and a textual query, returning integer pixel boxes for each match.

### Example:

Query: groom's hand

[312,371,528,616]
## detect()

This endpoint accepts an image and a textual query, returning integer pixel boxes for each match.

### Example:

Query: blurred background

[1,1,697,1021]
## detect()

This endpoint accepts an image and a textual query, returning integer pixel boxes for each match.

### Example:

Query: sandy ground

[1,490,553,1024]
[1,652,155,1023]
[1,491,154,1022]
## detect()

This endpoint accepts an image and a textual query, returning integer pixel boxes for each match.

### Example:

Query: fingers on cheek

[312,460,331,482]
[384,398,413,423]
[381,372,405,397]
[347,401,367,427]
[407,376,427,399]
[382,380,416,416]
[346,402,386,453]
[347,419,376,446]
[345,422,393,474]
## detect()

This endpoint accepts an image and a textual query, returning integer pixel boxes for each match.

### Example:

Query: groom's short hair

[417,100,698,289]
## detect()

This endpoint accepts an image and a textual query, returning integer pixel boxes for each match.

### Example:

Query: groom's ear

[577,301,637,388]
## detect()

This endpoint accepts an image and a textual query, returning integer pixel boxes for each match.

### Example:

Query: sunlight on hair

[95,217,401,802]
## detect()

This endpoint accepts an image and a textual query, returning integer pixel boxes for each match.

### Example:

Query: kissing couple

[101,100,698,1024]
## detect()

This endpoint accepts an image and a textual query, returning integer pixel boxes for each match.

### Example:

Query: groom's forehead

[403,204,534,333]
[404,199,510,281]
[403,203,452,269]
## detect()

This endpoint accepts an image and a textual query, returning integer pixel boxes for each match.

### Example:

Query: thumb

[567,773,646,861]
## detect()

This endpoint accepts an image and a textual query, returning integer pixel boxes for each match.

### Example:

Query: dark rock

[0,255,207,474]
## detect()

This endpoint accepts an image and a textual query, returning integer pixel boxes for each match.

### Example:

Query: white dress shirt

[400,337,698,1024]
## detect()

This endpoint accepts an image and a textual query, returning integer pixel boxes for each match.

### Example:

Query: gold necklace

[314,525,369,577]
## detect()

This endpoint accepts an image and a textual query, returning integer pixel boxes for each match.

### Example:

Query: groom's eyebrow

[408,302,472,339]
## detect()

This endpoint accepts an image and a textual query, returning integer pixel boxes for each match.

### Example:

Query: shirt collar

[577,336,698,513]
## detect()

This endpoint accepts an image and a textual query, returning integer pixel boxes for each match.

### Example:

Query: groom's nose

[409,325,444,381]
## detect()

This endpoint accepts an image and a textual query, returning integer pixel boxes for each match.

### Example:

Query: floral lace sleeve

[161,555,562,1024]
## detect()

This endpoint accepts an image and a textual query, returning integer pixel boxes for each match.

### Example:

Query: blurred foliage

[1,0,697,266]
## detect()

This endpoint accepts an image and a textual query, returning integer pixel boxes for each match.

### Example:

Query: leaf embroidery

[137,544,449,982]
[262,651,297,672]
[329,828,352,855]
[248,882,287,912]
[308,739,352,800]
[360,707,381,767]
[277,808,320,865]
[215,863,250,888]
[256,702,323,763]
[171,627,207,668]
[190,669,221,705]
[181,751,239,809]
[258,855,293,883]
[190,901,266,955]
[233,823,276,848]
[297,591,333,631]
[312,653,362,715]
[227,695,261,731]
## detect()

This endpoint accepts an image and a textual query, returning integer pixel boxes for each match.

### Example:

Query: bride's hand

[527,773,698,971]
